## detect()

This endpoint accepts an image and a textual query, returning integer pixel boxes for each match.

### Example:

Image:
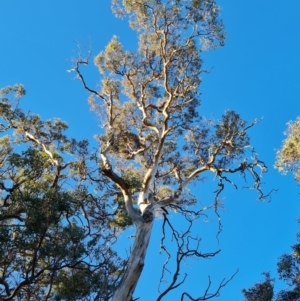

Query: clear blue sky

[1,1,300,300]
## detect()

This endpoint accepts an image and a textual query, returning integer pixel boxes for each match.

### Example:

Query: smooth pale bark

[112,220,153,301]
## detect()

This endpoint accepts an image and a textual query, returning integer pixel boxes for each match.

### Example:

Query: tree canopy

[1,1,270,300]
[0,84,125,300]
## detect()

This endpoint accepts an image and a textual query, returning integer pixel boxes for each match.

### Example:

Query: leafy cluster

[242,273,274,301]
[0,85,125,300]
[276,118,300,181]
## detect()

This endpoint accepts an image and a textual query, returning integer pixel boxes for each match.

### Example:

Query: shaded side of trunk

[112,221,153,301]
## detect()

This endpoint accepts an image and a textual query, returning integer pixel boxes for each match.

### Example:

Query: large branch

[25,132,58,166]
[100,151,142,224]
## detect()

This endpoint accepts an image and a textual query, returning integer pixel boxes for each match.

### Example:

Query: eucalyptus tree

[1,0,269,300]
[74,0,268,300]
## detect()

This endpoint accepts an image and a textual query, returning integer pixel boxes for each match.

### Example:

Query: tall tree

[74,0,269,299]
[1,1,269,300]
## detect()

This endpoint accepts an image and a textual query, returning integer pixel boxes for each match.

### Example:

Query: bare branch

[180,269,239,300]
[73,58,107,102]
[157,213,221,301]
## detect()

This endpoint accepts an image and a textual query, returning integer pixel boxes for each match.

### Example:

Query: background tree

[275,117,300,182]
[0,85,125,300]
[1,0,270,300]
[242,117,300,301]
[242,223,300,301]
[242,272,274,301]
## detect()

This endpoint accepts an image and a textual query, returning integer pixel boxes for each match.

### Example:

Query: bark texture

[112,221,153,301]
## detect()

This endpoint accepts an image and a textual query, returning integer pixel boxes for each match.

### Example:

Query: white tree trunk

[112,221,153,301]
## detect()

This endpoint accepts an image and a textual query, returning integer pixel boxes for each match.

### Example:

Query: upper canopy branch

[25,132,59,166]
[72,58,107,102]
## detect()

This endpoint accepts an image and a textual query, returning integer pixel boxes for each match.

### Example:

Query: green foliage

[275,239,300,300]
[243,221,300,301]
[109,194,134,229]
[214,111,250,159]
[242,273,274,301]
[53,265,102,301]
[0,84,26,98]
[276,118,300,181]
[91,0,257,198]
[94,36,126,74]
[122,168,143,192]
[0,87,124,300]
